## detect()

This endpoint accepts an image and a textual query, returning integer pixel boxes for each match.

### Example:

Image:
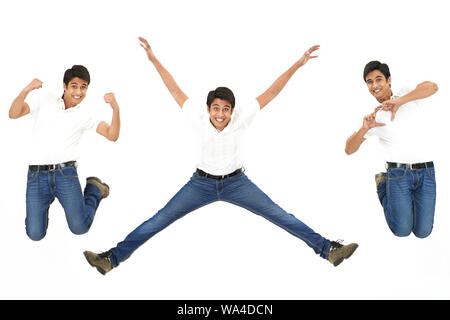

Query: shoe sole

[83,251,106,275]
[333,244,359,267]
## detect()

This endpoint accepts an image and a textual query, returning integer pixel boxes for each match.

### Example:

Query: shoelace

[98,251,112,260]
[330,239,344,251]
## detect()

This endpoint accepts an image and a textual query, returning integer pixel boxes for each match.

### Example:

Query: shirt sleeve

[84,105,104,132]
[181,98,205,125]
[234,98,260,129]
[396,86,413,98]
[26,90,44,116]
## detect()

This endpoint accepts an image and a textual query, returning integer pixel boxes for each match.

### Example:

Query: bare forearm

[150,57,188,108]
[399,81,438,105]
[345,127,368,155]
[107,107,121,142]
[257,60,302,109]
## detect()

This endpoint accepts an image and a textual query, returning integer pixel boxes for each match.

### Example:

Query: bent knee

[390,226,412,238]
[26,228,46,241]
[413,227,433,239]
[68,223,90,235]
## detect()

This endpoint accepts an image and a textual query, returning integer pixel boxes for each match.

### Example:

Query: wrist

[22,86,33,96]
[359,125,369,135]
[396,96,407,106]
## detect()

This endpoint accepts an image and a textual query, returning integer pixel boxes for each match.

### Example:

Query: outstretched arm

[380,81,438,121]
[256,45,320,110]
[9,78,42,119]
[139,37,188,108]
[345,107,385,155]
[96,93,121,142]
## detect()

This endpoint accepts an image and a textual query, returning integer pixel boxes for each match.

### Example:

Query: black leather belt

[386,161,434,170]
[29,161,77,172]
[196,168,242,180]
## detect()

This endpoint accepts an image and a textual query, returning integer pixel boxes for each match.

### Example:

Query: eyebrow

[366,76,382,82]
[212,103,231,108]
[70,81,88,86]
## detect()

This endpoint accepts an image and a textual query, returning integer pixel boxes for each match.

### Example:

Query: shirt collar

[58,97,82,112]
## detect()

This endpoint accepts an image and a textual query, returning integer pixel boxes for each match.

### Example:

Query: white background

[0,0,449,299]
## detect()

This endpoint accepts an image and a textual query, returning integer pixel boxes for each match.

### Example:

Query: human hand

[362,107,385,130]
[379,98,404,121]
[138,36,156,61]
[104,92,119,110]
[25,78,43,93]
[297,45,320,67]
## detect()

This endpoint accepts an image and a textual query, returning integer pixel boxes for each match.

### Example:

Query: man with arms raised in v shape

[84,38,358,275]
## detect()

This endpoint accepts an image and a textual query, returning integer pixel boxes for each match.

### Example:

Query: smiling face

[207,98,233,131]
[63,77,88,109]
[365,70,392,103]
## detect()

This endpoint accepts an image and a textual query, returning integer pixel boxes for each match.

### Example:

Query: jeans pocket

[228,172,245,182]
[59,166,78,178]
[193,172,207,180]
[27,170,38,184]
[387,168,406,180]
[426,168,436,182]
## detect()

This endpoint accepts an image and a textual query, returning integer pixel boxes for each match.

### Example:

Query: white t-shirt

[27,91,102,164]
[182,97,260,175]
[364,87,433,163]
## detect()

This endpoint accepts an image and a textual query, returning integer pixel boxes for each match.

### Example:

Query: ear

[387,76,392,87]
[63,83,67,92]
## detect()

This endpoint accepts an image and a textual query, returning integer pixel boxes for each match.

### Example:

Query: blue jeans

[25,166,102,240]
[109,172,331,267]
[377,167,436,238]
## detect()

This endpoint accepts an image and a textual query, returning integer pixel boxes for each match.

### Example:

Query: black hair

[206,87,235,109]
[363,61,390,82]
[63,65,91,85]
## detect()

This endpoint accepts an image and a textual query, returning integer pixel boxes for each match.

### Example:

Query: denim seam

[387,168,407,181]
[27,171,39,184]
[58,166,78,178]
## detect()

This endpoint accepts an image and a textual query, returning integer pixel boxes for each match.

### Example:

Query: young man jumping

[9,65,121,240]
[84,38,358,275]
[345,61,438,238]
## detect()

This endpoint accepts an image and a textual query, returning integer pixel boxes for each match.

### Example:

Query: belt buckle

[409,163,415,171]
[48,164,57,171]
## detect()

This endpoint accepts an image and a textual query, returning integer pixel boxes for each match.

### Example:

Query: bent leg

[413,168,436,238]
[221,174,330,259]
[26,170,54,241]
[55,167,101,235]
[383,169,414,237]
[109,174,217,267]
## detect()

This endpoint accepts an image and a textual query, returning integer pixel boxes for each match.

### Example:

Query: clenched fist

[104,92,119,111]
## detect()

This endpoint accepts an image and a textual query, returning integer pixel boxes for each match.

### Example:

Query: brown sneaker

[84,251,113,275]
[328,240,358,267]
[375,172,386,189]
[86,177,110,199]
